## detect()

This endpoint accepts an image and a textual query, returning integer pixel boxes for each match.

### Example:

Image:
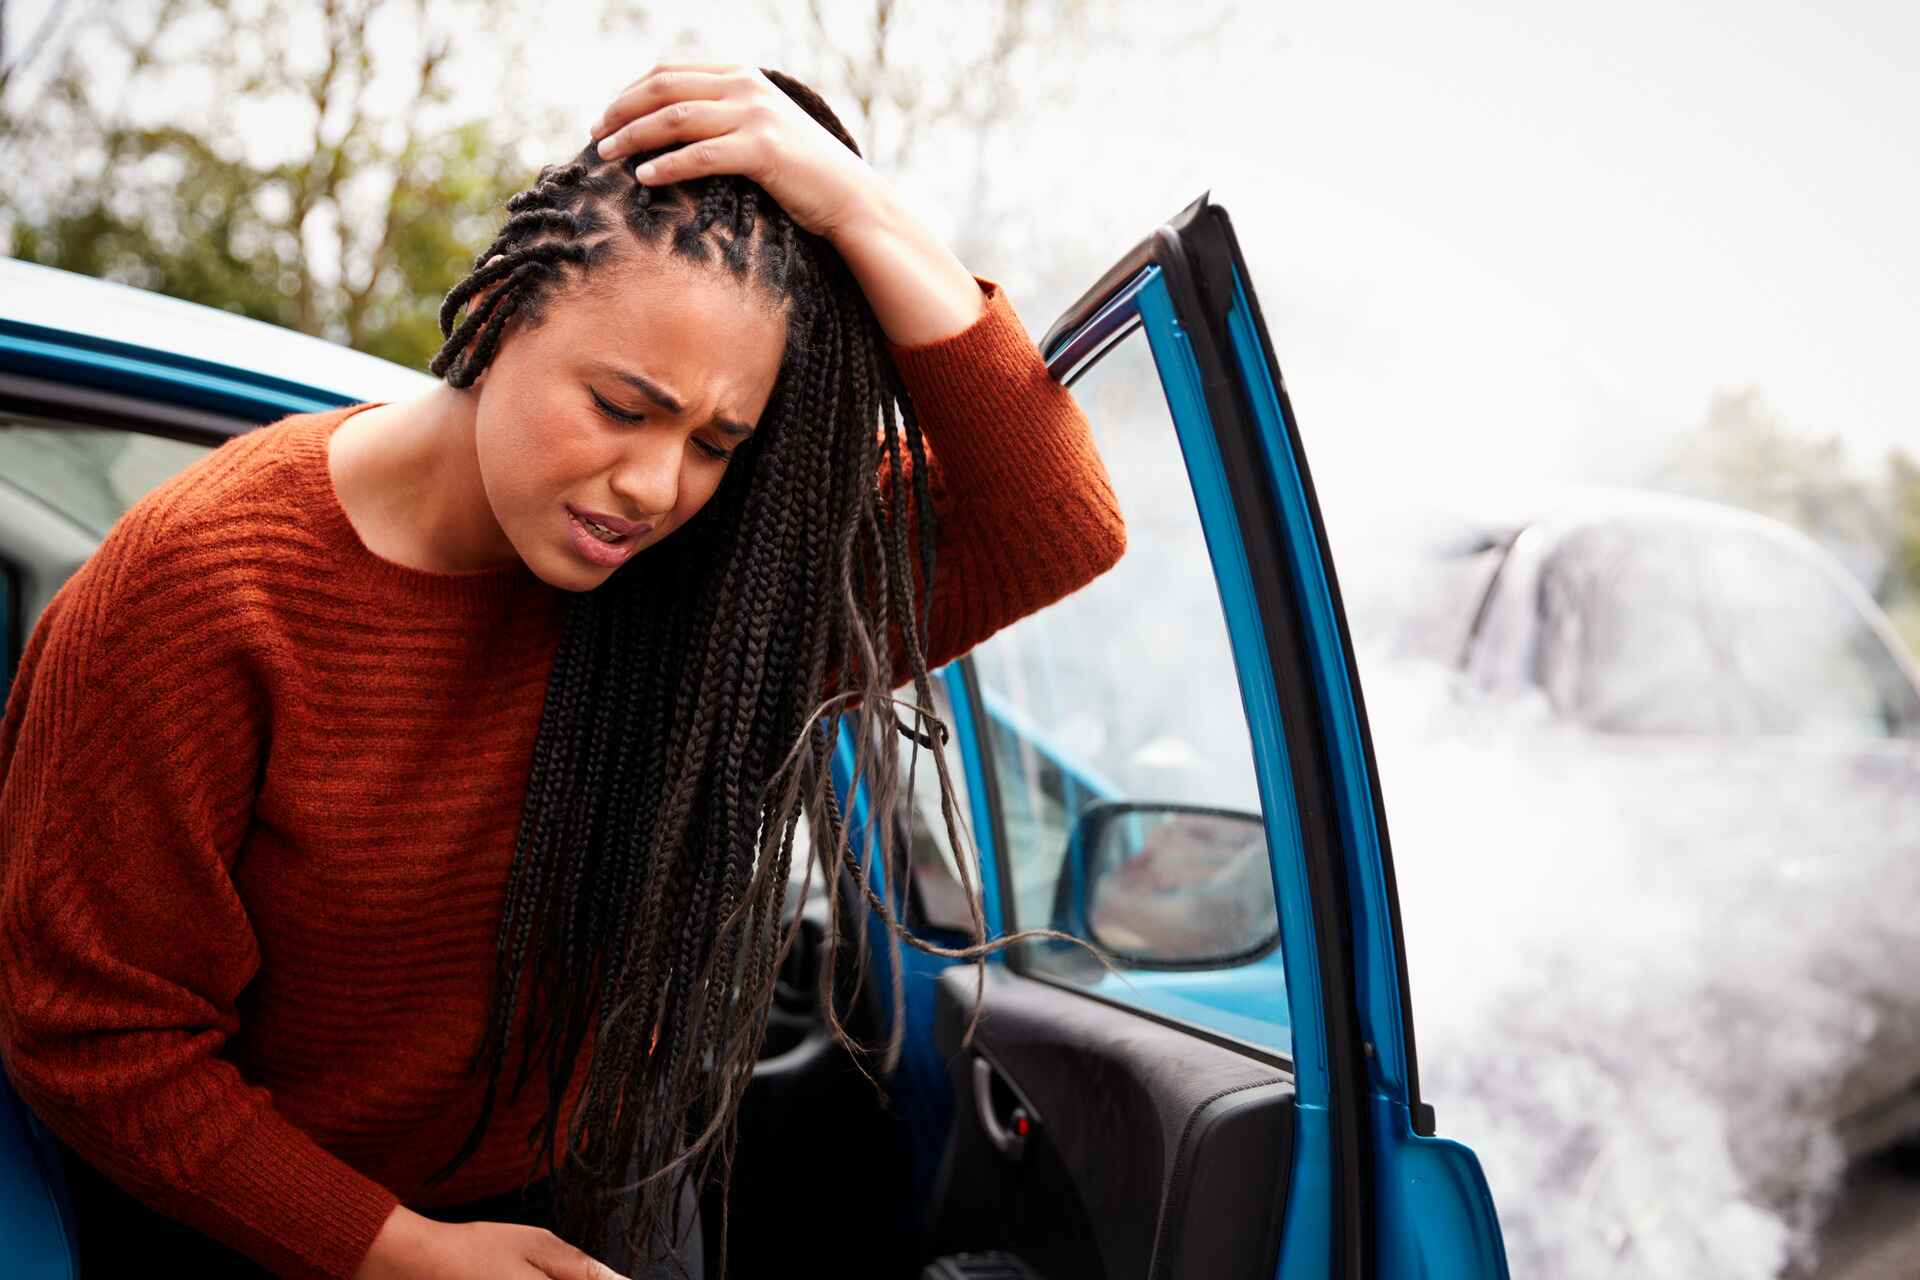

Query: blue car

[0,193,1509,1278]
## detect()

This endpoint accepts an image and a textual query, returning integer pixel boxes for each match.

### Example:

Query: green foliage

[0,0,572,369]
[339,120,533,367]
[1,0,1101,368]
[1886,451,1920,588]
[1881,449,1920,657]
[1656,388,1883,552]
[9,122,310,333]
[1653,385,1920,659]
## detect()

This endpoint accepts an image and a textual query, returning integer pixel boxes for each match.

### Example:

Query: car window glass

[783,675,983,936]
[897,673,986,933]
[0,417,215,698]
[0,420,212,538]
[965,328,1290,1056]
[1536,518,1920,737]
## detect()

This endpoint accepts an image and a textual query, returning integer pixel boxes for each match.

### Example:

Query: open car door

[826,192,1510,1279]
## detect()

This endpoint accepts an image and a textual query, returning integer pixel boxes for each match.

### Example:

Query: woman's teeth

[580,515,622,542]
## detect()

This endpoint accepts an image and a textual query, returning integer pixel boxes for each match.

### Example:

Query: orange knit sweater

[0,274,1125,1279]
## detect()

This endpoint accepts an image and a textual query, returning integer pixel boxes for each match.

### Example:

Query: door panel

[925,965,1293,1280]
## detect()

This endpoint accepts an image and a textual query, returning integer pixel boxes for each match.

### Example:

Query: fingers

[592,66,741,145]
[611,60,736,99]
[594,97,747,166]
[525,1229,631,1280]
[623,131,764,188]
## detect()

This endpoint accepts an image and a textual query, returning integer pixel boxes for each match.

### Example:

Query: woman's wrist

[345,1202,624,1280]
[826,186,987,349]
[351,1203,432,1280]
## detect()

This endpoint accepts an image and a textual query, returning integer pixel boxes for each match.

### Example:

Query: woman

[0,65,1126,1279]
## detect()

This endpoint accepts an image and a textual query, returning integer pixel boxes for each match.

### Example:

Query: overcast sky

[9,0,1915,541]
[498,0,1920,533]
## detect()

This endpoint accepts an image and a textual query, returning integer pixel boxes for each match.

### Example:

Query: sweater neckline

[291,401,549,612]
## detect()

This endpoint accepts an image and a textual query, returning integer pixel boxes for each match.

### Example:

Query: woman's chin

[537,559,613,593]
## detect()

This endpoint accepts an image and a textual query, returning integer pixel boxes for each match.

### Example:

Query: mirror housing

[1057,800,1278,968]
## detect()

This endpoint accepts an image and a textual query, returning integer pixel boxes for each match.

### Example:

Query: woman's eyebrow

[597,363,756,438]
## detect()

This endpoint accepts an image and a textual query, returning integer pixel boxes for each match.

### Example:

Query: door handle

[972,1054,1037,1162]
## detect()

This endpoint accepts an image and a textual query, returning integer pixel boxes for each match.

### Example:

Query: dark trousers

[55,1140,705,1278]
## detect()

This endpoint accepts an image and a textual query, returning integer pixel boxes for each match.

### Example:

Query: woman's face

[469,248,789,592]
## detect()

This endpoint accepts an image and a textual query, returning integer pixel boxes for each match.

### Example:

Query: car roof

[1522,483,1848,560]
[0,257,435,406]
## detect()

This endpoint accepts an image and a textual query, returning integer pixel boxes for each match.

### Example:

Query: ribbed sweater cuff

[183,1107,401,1280]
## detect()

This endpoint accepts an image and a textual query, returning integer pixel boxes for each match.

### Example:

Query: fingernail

[595,137,611,158]
[633,161,657,181]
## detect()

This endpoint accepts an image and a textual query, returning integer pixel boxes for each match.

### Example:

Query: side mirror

[1061,800,1277,968]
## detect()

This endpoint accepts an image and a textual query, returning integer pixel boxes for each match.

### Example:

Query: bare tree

[0,0,77,97]
[3,0,1248,362]
[757,0,1224,263]
[749,0,1247,316]
[0,0,652,364]
[1652,386,1895,595]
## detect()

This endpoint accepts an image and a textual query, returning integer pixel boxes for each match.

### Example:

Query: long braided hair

[412,70,1016,1274]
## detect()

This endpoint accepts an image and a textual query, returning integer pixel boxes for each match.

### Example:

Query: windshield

[1532,517,1920,738]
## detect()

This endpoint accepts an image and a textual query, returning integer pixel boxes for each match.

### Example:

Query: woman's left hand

[590,61,988,350]
[589,63,882,241]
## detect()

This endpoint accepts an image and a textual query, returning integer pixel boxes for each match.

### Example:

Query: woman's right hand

[352,1204,630,1280]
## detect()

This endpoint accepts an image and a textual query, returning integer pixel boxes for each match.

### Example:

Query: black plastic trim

[0,371,258,445]
[1040,240,1159,372]
[951,655,1021,949]
[1015,968,1294,1074]
[1200,204,1437,1141]
[0,551,20,693]
[1144,194,1373,1276]
[1149,1077,1295,1280]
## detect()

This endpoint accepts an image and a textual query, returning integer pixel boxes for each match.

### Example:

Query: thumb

[528,1242,630,1280]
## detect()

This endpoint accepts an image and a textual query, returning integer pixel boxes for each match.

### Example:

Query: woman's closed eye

[589,386,734,461]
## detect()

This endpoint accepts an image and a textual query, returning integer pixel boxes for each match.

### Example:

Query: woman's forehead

[544,255,789,394]
[575,250,785,337]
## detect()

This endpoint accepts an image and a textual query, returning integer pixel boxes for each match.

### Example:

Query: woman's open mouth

[565,504,650,568]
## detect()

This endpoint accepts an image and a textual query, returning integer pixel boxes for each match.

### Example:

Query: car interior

[717,805,1297,1280]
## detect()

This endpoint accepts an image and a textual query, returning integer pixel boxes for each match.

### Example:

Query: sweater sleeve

[850,273,1127,698]
[0,505,402,1279]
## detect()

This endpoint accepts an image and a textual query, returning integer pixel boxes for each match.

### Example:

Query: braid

[410,68,1070,1279]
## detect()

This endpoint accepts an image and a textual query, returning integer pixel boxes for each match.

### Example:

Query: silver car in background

[1374,485,1920,1275]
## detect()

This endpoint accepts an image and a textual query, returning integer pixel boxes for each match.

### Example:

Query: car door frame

[839,191,1508,1277]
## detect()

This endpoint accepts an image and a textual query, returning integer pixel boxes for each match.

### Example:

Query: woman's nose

[607,434,682,521]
